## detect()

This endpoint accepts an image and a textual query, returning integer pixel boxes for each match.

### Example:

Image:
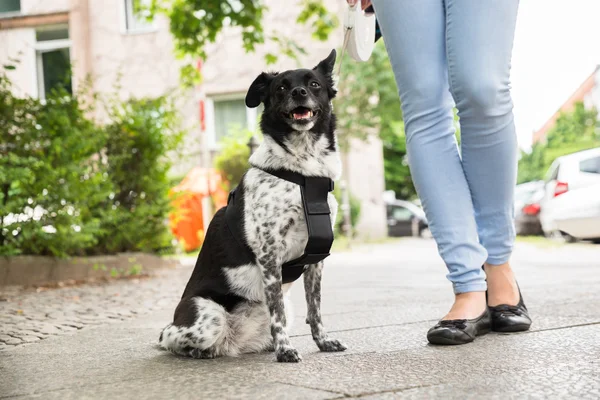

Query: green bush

[94,97,184,254]
[0,74,107,256]
[213,128,255,189]
[0,72,183,257]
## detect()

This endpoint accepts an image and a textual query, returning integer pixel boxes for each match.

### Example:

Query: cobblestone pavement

[0,259,194,350]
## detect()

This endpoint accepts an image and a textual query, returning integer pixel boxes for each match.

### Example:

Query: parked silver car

[514,180,545,236]
[386,200,430,238]
[540,147,600,241]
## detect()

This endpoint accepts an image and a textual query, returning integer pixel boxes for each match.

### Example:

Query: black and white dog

[159,50,346,362]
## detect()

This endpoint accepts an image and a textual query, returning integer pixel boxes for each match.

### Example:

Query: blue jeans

[372,0,520,293]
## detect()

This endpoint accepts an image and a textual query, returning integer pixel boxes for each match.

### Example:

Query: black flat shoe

[489,287,532,332]
[427,308,491,345]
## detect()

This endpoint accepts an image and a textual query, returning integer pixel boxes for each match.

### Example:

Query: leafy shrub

[94,97,184,254]
[0,74,108,256]
[0,72,183,257]
[213,128,255,189]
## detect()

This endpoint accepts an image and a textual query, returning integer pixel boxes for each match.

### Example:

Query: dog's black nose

[291,87,308,98]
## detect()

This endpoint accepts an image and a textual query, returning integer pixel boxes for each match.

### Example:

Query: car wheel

[545,230,563,241]
[560,231,578,243]
[420,227,432,239]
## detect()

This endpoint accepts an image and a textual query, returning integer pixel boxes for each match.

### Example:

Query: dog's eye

[310,81,320,88]
[278,85,286,91]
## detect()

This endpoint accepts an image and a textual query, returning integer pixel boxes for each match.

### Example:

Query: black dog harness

[225,169,335,284]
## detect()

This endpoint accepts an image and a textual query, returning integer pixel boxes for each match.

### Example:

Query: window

[124,0,154,33]
[391,206,414,222]
[0,0,20,15]
[579,156,600,174]
[35,25,72,100]
[545,161,560,182]
[36,26,69,42]
[207,96,262,148]
[213,99,249,142]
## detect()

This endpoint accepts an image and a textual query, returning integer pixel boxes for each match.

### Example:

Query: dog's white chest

[242,169,338,266]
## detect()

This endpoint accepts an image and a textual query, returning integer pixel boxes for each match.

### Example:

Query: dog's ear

[245,72,277,108]
[314,49,336,76]
[313,49,337,98]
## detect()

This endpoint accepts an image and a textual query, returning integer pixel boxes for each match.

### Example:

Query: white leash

[337,26,352,77]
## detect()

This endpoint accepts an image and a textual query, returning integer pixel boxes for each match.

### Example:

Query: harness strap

[225,168,335,284]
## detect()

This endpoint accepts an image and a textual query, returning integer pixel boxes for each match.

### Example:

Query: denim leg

[445,0,520,265]
[372,0,487,293]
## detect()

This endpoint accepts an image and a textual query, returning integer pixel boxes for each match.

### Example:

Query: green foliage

[518,102,600,183]
[150,0,337,83]
[0,72,183,257]
[94,96,184,254]
[381,121,415,200]
[335,41,416,200]
[213,128,255,188]
[128,263,143,276]
[0,74,107,256]
[296,0,339,41]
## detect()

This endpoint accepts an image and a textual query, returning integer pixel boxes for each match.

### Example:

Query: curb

[0,253,180,287]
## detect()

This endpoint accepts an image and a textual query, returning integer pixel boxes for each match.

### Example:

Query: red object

[553,181,569,197]
[199,100,206,131]
[169,168,229,252]
[522,203,541,216]
[197,59,206,131]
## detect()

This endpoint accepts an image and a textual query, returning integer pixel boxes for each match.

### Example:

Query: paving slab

[1,239,599,399]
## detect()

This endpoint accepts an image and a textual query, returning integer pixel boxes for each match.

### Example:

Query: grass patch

[516,235,565,248]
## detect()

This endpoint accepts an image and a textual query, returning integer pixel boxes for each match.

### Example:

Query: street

[1,238,600,399]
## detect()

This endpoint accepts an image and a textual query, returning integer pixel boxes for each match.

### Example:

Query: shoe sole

[427,326,491,346]
[492,323,531,333]
[427,336,475,345]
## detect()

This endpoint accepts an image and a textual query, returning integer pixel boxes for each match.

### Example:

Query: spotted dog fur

[159,50,346,362]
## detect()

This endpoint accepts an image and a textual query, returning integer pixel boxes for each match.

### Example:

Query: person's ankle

[484,262,519,306]
[442,291,487,320]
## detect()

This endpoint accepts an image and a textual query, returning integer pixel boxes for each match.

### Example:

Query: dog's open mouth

[286,107,319,121]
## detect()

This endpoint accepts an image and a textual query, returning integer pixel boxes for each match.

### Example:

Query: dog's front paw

[317,338,347,352]
[276,347,302,363]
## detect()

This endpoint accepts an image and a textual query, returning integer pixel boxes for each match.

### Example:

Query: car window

[392,206,413,221]
[545,161,560,182]
[579,156,600,174]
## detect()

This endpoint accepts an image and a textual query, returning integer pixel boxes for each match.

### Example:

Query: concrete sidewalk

[2,239,599,399]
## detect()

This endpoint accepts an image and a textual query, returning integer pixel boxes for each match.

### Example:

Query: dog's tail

[157,324,171,350]
[158,297,231,358]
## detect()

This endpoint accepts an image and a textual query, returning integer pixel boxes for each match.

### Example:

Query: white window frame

[120,0,157,35]
[34,38,72,101]
[206,93,259,150]
[0,0,22,19]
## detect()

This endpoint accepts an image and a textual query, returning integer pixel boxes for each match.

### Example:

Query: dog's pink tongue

[293,110,310,119]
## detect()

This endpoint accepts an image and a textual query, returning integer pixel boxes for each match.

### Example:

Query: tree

[335,41,416,199]
[150,0,338,85]
[517,102,600,183]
